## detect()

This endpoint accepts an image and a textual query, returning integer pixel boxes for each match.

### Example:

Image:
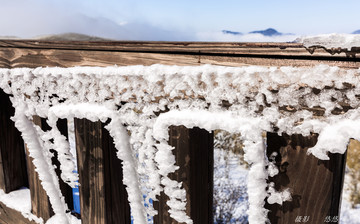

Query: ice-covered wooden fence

[0,40,359,224]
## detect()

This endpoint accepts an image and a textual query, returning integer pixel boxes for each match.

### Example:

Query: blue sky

[0,0,359,41]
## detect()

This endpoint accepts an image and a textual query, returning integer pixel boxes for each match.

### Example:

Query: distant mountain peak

[222,30,242,35]
[249,28,282,36]
[0,35,20,40]
[34,33,112,41]
[352,30,360,34]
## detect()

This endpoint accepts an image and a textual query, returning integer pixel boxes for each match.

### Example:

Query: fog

[0,1,309,42]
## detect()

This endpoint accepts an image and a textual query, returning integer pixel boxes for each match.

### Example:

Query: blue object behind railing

[72,170,81,214]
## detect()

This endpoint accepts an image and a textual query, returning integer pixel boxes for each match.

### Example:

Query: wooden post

[26,117,75,221]
[265,133,346,224]
[0,89,28,193]
[74,118,130,224]
[154,126,214,224]
[25,116,54,221]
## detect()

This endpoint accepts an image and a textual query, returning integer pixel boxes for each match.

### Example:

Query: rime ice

[0,64,359,223]
[300,33,360,51]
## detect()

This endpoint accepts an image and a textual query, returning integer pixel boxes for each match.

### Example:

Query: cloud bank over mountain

[197,28,299,42]
[0,0,192,41]
[0,12,191,41]
[1,1,359,43]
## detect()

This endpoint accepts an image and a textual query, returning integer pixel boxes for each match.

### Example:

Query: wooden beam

[154,126,213,224]
[102,121,131,224]
[74,119,105,223]
[74,118,130,224]
[0,40,304,52]
[26,117,75,221]
[25,116,54,221]
[265,133,346,224]
[0,89,28,193]
[0,202,38,224]
[0,40,358,58]
[0,40,359,69]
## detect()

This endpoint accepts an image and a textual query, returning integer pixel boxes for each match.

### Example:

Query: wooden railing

[0,40,359,224]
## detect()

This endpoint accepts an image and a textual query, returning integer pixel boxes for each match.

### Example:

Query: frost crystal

[0,64,359,224]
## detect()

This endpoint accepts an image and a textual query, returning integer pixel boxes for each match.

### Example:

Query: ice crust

[0,188,43,223]
[299,33,360,57]
[0,64,359,223]
[300,33,360,50]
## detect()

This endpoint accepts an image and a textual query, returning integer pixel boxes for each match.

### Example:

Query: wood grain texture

[0,40,358,57]
[26,117,75,222]
[154,126,213,224]
[0,89,28,193]
[0,201,38,224]
[102,121,131,224]
[74,119,131,224]
[25,116,54,222]
[0,40,359,69]
[75,119,105,224]
[265,133,346,224]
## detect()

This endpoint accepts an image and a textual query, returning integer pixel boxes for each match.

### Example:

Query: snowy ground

[340,169,360,224]
[213,146,249,224]
[340,200,360,224]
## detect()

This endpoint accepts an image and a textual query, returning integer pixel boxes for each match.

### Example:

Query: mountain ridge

[34,32,112,41]
[249,28,282,36]
[222,28,285,36]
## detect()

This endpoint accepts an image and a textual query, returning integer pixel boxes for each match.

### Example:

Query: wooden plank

[0,40,308,54]
[26,117,75,222]
[0,201,38,224]
[74,119,105,223]
[0,40,359,58]
[0,89,28,193]
[0,41,360,69]
[188,127,214,223]
[102,121,131,224]
[154,126,213,224]
[74,118,131,224]
[265,133,346,224]
[0,40,302,50]
[25,116,54,221]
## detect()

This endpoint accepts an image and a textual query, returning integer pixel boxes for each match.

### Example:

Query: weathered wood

[0,40,360,69]
[0,40,359,58]
[0,89,28,193]
[154,126,213,224]
[102,121,131,224]
[75,119,105,223]
[26,117,75,221]
[0,201,38,224]
[265,133,346,224]
[74,118,130,224]
[25,116,54,221]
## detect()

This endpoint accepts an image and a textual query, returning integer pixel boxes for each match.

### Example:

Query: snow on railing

[299,33,360,57]
[0,64,359,223]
